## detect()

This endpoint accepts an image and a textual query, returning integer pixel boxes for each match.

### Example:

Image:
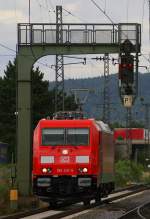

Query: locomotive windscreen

[42,128,65,146]
[42,128,89,146]
[67,128,89,146]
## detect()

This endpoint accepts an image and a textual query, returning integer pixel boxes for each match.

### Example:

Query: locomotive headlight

[78,167,88,173]
[82,168,88,173]
[42,168,47,173]
[41,168,52,173]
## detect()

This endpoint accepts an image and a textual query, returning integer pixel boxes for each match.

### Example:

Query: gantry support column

[17,54,33,196]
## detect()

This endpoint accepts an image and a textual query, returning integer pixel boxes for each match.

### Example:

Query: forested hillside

[49,73,150,126]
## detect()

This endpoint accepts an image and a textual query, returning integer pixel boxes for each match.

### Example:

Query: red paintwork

[32,119,114,180]
[114,128,145,141]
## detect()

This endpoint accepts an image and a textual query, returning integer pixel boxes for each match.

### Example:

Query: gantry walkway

[18,23,141,54]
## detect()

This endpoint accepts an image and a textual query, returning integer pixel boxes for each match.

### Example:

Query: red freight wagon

[114,128,144,141]
[32,117,115,206]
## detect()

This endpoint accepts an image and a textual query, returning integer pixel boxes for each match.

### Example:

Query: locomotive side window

[66,128,89,146]
[42,128,65,146]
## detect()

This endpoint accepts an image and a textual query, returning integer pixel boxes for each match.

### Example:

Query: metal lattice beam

[126,108,132,158]
[149,0,150,41]
[55,6,64,112]
[143,103,150,157]
[71,88,90,111]
[103,53,110,123]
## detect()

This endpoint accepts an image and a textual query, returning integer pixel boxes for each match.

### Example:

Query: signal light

[122,63,126,68]
[119,55,134,84]
[128,63,133,68]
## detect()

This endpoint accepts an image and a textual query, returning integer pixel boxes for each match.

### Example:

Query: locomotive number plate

[60,156,70,163]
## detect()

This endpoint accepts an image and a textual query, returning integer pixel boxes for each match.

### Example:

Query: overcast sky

[0,0,150,81]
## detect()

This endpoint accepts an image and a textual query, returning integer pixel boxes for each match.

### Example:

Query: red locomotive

[32,112,115,206]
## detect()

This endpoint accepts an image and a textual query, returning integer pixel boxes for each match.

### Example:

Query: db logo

[60,156,70,163]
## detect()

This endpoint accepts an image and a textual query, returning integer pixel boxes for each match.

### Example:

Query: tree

[0,59,77,160]
[32,67,54,127]
[130,120,144,128]
[0,60,16,158]
[110,122,124,129]
[63,93,77,112]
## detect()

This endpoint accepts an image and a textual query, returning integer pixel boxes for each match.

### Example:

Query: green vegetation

[115,160,144,187]
[142,171,150,184]
[0,165,10,214]
[110,121,144,129]
[0,184,9,201]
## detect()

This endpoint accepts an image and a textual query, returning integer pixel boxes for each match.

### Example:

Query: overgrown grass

[0,184,9,202]
[142,171,150,184]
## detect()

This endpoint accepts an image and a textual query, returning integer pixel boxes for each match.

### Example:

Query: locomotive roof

[37,118,112,134]
[96,121,112,133]
[39,118,94,126]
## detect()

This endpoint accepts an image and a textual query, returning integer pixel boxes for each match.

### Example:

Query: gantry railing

[18,23,141,51]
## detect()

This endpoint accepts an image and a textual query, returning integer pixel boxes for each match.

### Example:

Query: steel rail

[0,184,149,219]
[42,185,149,219]
[120,201,150,219]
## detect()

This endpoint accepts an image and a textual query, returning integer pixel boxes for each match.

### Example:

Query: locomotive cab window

[42,128,65,146]
[66,128,89,146]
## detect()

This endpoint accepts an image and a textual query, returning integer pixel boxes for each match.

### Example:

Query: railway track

[119,201,150,219]
[0,184,149,219]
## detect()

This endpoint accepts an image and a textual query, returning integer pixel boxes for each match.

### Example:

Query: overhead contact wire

[90,0,115,24]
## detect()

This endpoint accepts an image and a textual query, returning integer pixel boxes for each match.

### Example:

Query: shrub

[0,184,9,202]
[142,172,150,184]
[0,165,10,205]
[115,160,144,187]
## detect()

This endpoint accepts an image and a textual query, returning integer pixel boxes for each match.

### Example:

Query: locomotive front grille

[34,175,97,197]
[53,176,77,195]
